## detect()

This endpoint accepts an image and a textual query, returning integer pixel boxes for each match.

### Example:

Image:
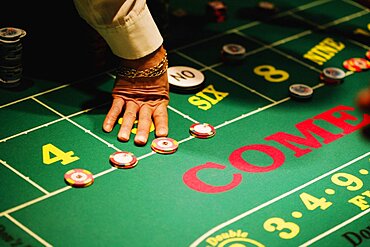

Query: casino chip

[320,67,345,85]
[343,58,370,72]
[0,27,26,42]
[151,137,179,154]
[257,1,278,13]
[109,151,138,169]
[64,168,94,188]
[167,66,205,93]
[289,84,313,101]
[189,123,216,139]
[221,43,247,64]
[366,50,370,60]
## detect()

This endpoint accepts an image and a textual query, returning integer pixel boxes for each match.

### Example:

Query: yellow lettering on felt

[263,217,300,239]
[254,65,289,83]
[188,84,228,110]
[42,143,79,165]
[303,37,345,65]
[188,96,212,110]
[299,192,332,211]
[354,28,370,37]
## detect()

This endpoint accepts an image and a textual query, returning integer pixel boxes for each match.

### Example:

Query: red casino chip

[343,58,370,72]
[151,137,179,154]
[189,123,216,138]
[109,151,138,169]
[64,168,94,188]
[366,50,370,60]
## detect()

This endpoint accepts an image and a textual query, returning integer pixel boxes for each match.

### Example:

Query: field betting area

[1,0,370,246]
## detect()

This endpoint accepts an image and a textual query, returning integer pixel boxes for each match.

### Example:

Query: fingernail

[134,136,147,146]
[118,135,129,142]
[103,124,112,132]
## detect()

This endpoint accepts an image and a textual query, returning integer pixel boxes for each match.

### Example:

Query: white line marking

[31,98,121,152]
[0,160,49,195]
[0,186,71,216]
[167,105,199,123]
[189,152,370,247]
[175,51,276,103]
[300,208,370,246]
[4,214,53,247]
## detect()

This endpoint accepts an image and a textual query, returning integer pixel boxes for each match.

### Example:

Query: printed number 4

[42,143,79,165]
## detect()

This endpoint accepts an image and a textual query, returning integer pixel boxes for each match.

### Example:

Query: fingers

[103,98,125,132]
[153,103,168,137]
[134,105,154,145]
[118,101,140,142]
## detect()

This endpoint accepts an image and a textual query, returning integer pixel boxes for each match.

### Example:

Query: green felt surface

[1,0,370,246]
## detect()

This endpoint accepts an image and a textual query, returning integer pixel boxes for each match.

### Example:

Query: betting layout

[0,1,370,247]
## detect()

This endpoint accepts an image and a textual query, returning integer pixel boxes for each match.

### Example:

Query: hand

[103,46,169,146]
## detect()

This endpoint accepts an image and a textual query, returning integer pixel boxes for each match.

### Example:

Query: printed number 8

[254,65,289,83]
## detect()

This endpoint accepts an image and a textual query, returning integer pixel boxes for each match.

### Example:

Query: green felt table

[1,1,370,246]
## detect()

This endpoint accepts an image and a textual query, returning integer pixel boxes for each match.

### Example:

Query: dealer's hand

[103,46,169,146]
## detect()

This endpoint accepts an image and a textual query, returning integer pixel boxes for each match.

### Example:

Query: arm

[74,0,169,145]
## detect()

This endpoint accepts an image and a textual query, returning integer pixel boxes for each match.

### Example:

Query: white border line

[4,214,53,247]
[189,152,370,247]
[0,160,49,195]
[300,208,370,246]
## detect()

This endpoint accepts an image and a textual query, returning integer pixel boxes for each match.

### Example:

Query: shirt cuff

[95,5,163,60]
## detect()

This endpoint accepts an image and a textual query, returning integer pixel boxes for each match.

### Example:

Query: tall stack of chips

[319,67,346,85]
[0,27,26,88]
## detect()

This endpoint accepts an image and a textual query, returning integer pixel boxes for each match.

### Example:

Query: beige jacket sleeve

[73,0,163,60]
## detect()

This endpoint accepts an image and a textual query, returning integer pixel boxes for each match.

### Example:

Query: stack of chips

[189,123,216,139]
[151,137,179,154]
[319,67,346,85]
[0,27,26,88]
[206,1,227,23]
[289,84,313,101]
[167,66,205,94]
[221,43,247,64]
[64,168,94,188]
[109,151,138,169]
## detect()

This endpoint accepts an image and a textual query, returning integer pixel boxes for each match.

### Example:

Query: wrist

[117,45,168,80]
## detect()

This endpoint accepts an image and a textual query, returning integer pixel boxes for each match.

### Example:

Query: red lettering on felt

[229,144,285,172]
[314,105,370,134]
[265,119,342,157]
[182,162,242,193]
